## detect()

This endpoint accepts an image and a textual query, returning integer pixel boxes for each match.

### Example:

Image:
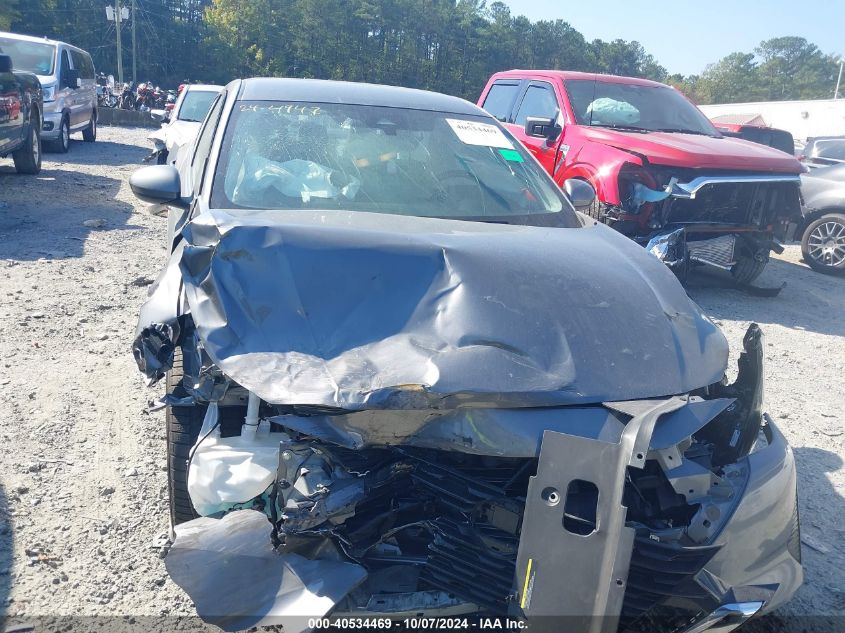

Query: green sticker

[499,148,524,162]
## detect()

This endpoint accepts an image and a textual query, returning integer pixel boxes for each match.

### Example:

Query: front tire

[12,124,41,175]
[801,213,845,274]
[166,348,206,526]
[730,255,767,284]
[82,112,97,142]
[46,116,70,153]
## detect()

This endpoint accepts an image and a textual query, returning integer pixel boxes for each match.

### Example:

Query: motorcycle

[135,82,156,111]
[118,82,135,110]
[96,73,117,108]
[151,86,167,109]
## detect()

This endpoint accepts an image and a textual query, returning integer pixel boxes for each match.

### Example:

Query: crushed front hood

[174,208,728,409]
[582,127,803,172]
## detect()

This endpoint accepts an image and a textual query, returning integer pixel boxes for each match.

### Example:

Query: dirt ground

[0,126,842,630]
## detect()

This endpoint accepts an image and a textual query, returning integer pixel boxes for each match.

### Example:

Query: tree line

[2,0,841,106]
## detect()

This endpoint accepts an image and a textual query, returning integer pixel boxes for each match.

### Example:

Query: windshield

[565,79,718,136]
[0,37,56,75]
[178,90,219,122]
[212,101,576,222]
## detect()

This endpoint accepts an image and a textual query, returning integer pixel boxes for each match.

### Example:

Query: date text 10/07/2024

[308,618,529,629]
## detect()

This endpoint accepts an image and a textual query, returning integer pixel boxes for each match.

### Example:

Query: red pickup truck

[478,71,804,283]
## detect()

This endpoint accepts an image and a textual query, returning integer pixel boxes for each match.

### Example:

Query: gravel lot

[0,126,842,631]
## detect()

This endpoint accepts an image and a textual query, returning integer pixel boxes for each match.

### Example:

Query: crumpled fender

[559,140,646,206]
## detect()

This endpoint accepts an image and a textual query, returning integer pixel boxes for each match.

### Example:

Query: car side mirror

[0,55,12,73]
[525,116,561,141]
[130,165,189,208]
[563,179,596,212]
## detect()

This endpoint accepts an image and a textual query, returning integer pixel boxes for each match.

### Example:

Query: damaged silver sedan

[129,79,802,633]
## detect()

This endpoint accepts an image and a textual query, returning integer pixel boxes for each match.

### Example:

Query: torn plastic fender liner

[174,208,728,408]
[701,323,766,465]
[514,396,687,633]
[166,510,367,632]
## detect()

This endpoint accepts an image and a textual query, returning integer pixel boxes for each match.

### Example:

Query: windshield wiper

[653,127,717,137]
[589,123,650,133]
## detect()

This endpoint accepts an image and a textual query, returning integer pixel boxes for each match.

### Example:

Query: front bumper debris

[166,381,800,631]
[165,510,367,632]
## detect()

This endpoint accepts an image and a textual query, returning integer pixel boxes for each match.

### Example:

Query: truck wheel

[731,256,767,284]
[46,116,70,154]
[166,348,205,526]
[801,213,845,274]
[12,125,41,175]
[82,112,97,142]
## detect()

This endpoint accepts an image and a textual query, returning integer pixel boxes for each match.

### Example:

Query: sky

[501,0,845,76]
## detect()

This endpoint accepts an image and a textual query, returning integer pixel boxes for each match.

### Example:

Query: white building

[699,99,845,146]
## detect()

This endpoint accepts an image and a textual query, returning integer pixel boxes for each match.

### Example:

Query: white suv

[0,31,97,153]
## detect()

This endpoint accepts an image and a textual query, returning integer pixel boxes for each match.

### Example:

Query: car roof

[489,69,669,89]
[0,30,85,53]
[236,78,484,115]
[807,136,845,143]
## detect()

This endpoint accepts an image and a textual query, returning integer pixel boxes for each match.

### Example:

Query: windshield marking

[446,118,514,149]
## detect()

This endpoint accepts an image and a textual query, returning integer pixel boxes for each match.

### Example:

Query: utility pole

[131,0,137,85]
[835,58,844,100]
[115,0,124,86]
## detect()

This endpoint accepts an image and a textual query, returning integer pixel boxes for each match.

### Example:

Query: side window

[191,93,225,194]
[482,82,520,122]
[514,83,559,126]
[81,53,94,79]
[60,49,70,84]
[69,50,93,79]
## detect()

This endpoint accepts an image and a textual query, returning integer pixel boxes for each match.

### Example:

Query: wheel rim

[808,219,845,267]
[32,128,40,164]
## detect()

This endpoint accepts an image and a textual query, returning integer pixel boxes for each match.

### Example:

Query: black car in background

[0,53,42,174]
[799,135,845,169]
[799,162,845,273]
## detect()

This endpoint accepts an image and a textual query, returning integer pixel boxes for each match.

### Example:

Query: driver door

[506,81,564,176]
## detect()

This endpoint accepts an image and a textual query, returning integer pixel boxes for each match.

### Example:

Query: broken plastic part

[646,227,688,275]
[132,322,177,386]
[631,179,674,211]
[514,396,686,630]
[698,324,766,466]
[166,510,367,631]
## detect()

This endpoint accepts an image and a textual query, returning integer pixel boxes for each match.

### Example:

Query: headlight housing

[618,163,659,213]
[42,85,56,102]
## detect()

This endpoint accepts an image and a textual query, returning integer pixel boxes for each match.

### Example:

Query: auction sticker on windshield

[446,118,514,149]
